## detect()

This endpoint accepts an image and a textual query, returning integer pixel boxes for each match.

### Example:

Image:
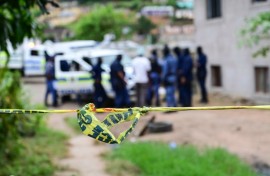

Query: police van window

[70,60,83,71]
[60,60,70,72]
[30,50,39,56]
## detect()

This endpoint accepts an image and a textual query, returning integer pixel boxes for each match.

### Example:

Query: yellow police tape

[1,103,270,144]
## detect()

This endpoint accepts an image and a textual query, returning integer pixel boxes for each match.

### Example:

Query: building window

[206,0,222,19]
[255,67,268,93]
[252,0,267,3]
[211,65,222,87]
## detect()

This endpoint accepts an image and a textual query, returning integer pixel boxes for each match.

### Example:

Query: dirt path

[23,77,270,174]
[47,104,110,176]
[23,78,110,176]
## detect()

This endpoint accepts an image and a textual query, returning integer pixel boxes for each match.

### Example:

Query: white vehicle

[0,40,97,76]
[44,40,97,55]
[0,41,47,76]
[54,49,135,101]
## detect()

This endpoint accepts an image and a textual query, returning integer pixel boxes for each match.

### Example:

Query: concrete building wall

[194,0,270,102]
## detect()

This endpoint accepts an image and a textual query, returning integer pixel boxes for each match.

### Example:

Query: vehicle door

[82,56,114,98]
[54,55,93,96]
[23,47,46,76]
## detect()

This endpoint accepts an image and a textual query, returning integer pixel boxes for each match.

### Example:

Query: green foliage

[65,116,81,134]
[0,0,58,55]
[0,71,56,173]
[71,5,133,41]
[240,12,270,57]
[106,142,257,176]
[0,121,68,175]
[0,1,62,175]
[135,16,156,36]
[0,71,68,175]
[167,0,177,8]
[127,0,145,11]
[0,71,37,150]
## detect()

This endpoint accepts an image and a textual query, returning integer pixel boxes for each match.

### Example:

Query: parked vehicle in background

[54,48,135,103]
[0,40,46,76]
[0,39,97,76]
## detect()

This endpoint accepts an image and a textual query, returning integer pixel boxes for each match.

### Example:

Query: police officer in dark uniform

[196,46,208,103]
[162,45,177,107]
[146,49,162,106]
[181,48,193,107]
[110,55,130,108]
[44,51,57,107]
[173,46,184,106]
[92,57,108,108]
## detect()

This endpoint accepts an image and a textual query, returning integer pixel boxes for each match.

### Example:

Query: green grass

[65,116,81,134]
[0,123,68,176]
[106,142,257,176]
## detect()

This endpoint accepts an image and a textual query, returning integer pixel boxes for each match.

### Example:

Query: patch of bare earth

[23,77,270,174]
[127,94,270,167]
[48,104,110,176]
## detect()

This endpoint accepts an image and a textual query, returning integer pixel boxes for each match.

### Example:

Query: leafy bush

[0,121,68,176]
[71,5,134,41]
[134,16,156,36]
[0,70,68,175]
[0,70,42,165]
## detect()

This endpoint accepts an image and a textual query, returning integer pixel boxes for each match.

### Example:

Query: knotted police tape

[77,103,149,144]
[1,103,270,144]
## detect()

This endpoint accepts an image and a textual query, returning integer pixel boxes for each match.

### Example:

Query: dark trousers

[178,84,184,105]
[113,87,130,108]
[198,77,208,102]
[45,80,57,106]
[146,73,160,106]
[165,84,176,107]
[94,82,107,108]
[182,82,192,107]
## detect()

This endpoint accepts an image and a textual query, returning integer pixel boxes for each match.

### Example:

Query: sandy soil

[24,78,110,176]
[23,77,270,175]
[134,109,270,165]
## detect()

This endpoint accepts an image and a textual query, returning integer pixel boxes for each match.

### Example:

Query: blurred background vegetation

[71,5,133,41]
[0,0,269,175]
[0,1,68,175]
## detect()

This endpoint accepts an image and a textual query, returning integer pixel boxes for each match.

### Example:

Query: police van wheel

[148,122,173,133]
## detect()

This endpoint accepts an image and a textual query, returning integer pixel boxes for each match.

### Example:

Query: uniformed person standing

[196,46,208,104]
[162,45,177,107]
[44,52,57,107]
[146,49,162,106]
[110,55,130,108]
[173,46,184,106]
[181,48,193,107]
[92,57,108,108]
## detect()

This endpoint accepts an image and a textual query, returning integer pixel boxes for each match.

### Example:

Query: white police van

[0,40,97,76]
[0,41,46,76]
[54,48,135,102]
